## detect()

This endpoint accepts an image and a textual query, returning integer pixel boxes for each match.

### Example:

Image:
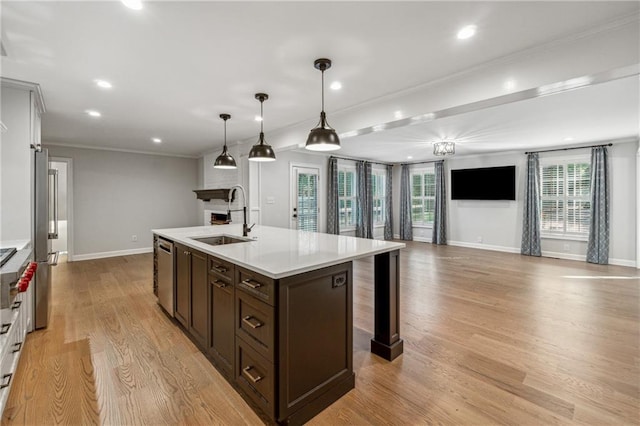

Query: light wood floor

[2,243,639,425]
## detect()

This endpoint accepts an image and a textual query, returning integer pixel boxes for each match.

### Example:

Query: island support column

[371,249,403,360]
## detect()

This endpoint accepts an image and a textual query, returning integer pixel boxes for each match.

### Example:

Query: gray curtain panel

[327,157,339,235]
[432,161,447,245]
[384,164,393,240]
[399,164,413,240]
[355,161,364,237]
[586,146,609,264]
[356,161,373,238]
[364,162,373,239]
[521,153,541,256]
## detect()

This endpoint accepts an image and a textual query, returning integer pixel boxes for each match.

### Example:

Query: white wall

[258,149,328,232]
[45,145,199,259]
[447,153,525,250]
[0,87,32,242]
[393,140,638,266]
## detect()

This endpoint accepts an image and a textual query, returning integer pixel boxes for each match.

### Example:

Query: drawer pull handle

[242,279,262,289]
[242,366,263,383]
[0,323,10,335]
[212,279,226,289]
[12,342,22,353]
[11,300,22,310]
[242,316,263,329]
[214,265,227,273]
[0,374,12,389]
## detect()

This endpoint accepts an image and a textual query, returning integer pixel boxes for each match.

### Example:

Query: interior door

[291,166,319,231]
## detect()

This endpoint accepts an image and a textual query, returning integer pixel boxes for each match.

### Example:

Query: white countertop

[0,240,30,250]
[152,224,405,279]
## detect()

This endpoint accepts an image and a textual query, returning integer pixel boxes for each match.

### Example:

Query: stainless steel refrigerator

[33,148,58,329]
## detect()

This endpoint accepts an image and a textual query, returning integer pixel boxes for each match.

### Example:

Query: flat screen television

[451,165,516,200]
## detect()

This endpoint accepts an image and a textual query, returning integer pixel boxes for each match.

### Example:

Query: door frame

[50,156,74,261]
[289,163,321,231]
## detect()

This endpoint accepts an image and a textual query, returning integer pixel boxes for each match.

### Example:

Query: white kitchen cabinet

[0,78,45,242]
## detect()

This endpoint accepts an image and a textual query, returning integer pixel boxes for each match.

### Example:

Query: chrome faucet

[227,184,255,237]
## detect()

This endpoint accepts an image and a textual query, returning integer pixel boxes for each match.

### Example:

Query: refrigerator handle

[48,251,59,266]
[48,169,59,239]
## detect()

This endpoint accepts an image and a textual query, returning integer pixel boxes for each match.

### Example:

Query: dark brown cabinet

[234,262,354,425]
[174,243,208,348]
[174,243,190,328]
[159,236,356,425]
[208,255,235,377]
[189,250,208,348]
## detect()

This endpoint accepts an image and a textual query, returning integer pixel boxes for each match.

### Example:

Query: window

[540,159,591,237]
[371,169,386,226]
[411,167,435,226]
[338,166,356,229]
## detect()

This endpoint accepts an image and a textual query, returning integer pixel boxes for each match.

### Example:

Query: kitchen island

[152,224,405,425]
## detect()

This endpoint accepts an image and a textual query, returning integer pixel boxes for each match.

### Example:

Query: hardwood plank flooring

[2,242,638,425]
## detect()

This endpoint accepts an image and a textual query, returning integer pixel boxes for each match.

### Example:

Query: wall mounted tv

[451,165,516,200]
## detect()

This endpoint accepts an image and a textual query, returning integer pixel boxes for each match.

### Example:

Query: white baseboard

[607,258,637,268]
[541,251,637,267]
[413,236,431,243]
[393,233,427,242]
[72,247,153,261]
[448,240,520,254]
[541,250,585,262]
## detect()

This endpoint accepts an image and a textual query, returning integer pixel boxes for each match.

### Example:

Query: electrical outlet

[563,243,570,252]
[477,236,483,243]
[132,235,138,242]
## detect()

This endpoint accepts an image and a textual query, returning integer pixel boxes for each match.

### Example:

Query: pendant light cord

[223,119,227,148]
[260,100,264,133]
[321,69,325,113]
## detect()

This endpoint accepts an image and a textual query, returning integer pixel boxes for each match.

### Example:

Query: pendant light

[305,58,340,151]
[248,93,276,162]
[213,114,237,169]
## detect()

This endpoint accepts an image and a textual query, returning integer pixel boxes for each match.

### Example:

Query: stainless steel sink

[190,235,250,246]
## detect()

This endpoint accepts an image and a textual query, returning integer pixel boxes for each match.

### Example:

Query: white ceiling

[338,75,640,162]
[1,1,639,159]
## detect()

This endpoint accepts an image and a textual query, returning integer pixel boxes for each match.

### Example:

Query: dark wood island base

[154,229,404,425]
[371,249,404,361]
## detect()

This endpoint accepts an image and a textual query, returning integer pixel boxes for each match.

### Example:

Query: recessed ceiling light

[152,137,162,143]
[394,111,403,119]
[94,79,112,89]
[254,115,263,122]
[407,156,413,160]
[86,110,101,117]
[504,79,516,90]
[330,81,342,91]
[457,25,477,40]
[564,137,574,141]
[121,0,143,10]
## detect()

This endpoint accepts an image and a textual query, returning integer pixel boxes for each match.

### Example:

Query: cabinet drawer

[209,256,233,280]
[236,291,274,361]
[236,268,275,306]
[209,274,232,291]
[236,337,275,419]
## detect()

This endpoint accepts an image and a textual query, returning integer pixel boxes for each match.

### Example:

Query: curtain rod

[330,155,393,166]
[525,143,612,155]
[400,159,444,166]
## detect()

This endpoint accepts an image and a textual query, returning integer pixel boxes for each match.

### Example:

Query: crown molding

[1,77,46,113]
[43,142,199,159]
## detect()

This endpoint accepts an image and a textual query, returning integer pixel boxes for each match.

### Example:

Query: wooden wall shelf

[193,188,235,202]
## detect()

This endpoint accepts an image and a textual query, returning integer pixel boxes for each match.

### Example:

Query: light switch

[266,196,275,204]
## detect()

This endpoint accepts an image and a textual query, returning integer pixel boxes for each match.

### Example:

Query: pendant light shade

[249,93,276,162]
[306,58,340,152]
[214,114,237,169]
